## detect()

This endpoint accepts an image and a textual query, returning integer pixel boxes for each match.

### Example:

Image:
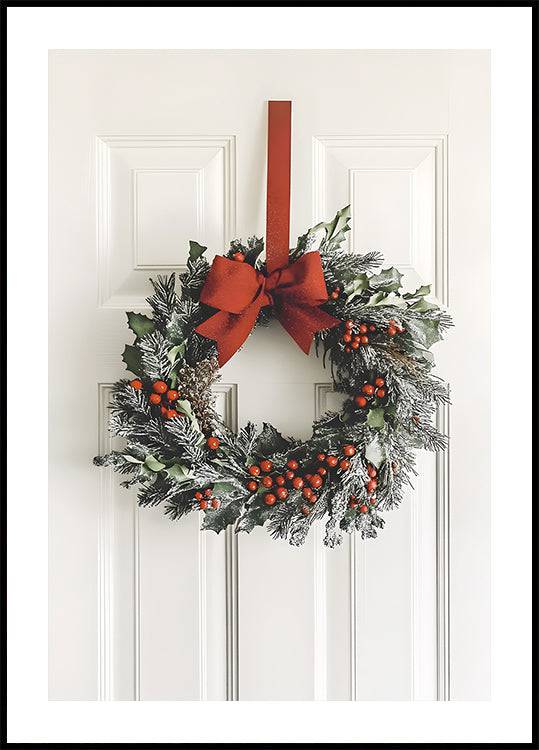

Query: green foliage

[95,206,452,547]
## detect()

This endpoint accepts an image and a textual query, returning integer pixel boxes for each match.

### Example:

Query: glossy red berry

[349,499,359,509]
[367,479,378,494]
[207,437,220,450]
[330,291,340,300]
[359,504,369,514]
[317,466,327,476]
[285,470,295,481]
[345,320,353,329]
[204,488,213,497]
[261,476,273,488]
[153,380,168,394]
[274,475,286,486]
[292,476,304,490]
[359,323,368,334]
[264,493,277,506]
[149,393,162,405]
[199,499,209,510]
[343,333,352,343]
[345,346,351,353]
[387,326,397,336]
[276,487,288,501]
[376,388,386,399]
[339,459,350,471]
[309,474,323,488]
[287,459,299,470]
[354,395,367,408]
[362,384,375,396]
[166,409,179,419]
[166,389,179,402]
[326,456,338,467]
[375,377,385,388]
[194,491,203,500]
[351,340,360,349]
[246,481,258,492]
[360,335,369,345]
[367,465,377,478]
[211,498,221,509]
[369,324,376,332]
[130,379,143,390]
[342,444,356,457]
[301,506,310,515]
[302,487,314,500]
[248,465,261,476]
[316,453,326,462]
[259,459,273,473]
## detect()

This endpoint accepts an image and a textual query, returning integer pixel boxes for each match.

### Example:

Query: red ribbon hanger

[195,101,340,365]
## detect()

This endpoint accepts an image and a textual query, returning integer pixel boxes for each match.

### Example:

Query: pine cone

[177,356,220,434]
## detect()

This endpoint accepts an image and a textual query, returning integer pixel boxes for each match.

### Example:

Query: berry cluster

[340,319,375,353]
[386,319,406,337]
[194,487,221,511]
[354,377,386,408]
[348,463,378,514]
[246,444,357,516]
[129,378,181,419]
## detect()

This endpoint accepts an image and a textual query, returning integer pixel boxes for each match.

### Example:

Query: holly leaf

[406,318,442,348]
[144,455,166,472]
[404,284,431,299]
[126,312,155,339]
[366,291,407,308]
[366,407,385,429]
[344,273,368,303]
[254,423,290,456]
[201,498,244,533]
[167,343,186,365]
[165,463,192,482]
[364,436,386,468]
[311,205,351,251]
[408,298,439,312]
[175,399,203,435]
[122,344,143,376]
[212,481,238,495]
[189,241,207,261]
[369,267,403,293]
[122,454,144,464]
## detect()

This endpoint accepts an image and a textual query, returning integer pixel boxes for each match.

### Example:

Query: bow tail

[277,302,341,355]
[195,301,263,366]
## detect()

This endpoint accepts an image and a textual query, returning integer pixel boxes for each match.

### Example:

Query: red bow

[195,252,340,365]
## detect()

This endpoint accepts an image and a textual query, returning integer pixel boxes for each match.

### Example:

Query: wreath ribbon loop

[196,251,339,365]
[195,100,340,365]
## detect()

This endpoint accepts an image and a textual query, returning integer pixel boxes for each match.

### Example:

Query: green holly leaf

[369,267,403,293]
[406,318,442,348]
[408,298,439,312]
[344,273,368,303]
[189,241,207,261]
[366,407,385,429]
[175,399,203,436]
[165,463,192,482]
[144,455,166,472]
[201,498,244,533]
[122,344,143,376]
[404,284,431,299]
[311,205,351,251]
[212,481,238,495]
[122,454,143,464]
[366,291,407,308]
[167,343,186,365]
[126,312,155,339]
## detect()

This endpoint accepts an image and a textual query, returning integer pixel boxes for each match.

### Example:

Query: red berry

[351,341,360,349]
[359,323,368,334]
[342,444,356,457]
[194,491,203,500]
[211,498,221,509]
[246,481,258,492]
[301,506,310,515]
[160,405,168,416]
[130,379,143,390]
[287,459,299,470]
[259,459,273,473]
[316,453,326,462]
[153,380,168,394]
[232,251,245,262]
[304,474,312,481]
[362,384,375,396]
[261,476,273,488]
[204,488,213,497]
[285,470,295,481]
[349,500,359,509]
[309,474,323,488]
[207,437,220,450]
[149,393,162,405]
[326,456,338,467]
[264,493,277,506]
[354,395,367,408]
[166,409,179,419]
[275,475,285,486]
[339,459,350,471]
[199,499,209,510]
[166,389,179,402]
[367,479,378,494]
[317,466,327,476]
[292,476,304,490]
[376,388,386,399]
[375,377,385,388]
[345,346,351,353]
[330,291,339,300]
[370,496,377,505]
[360,335,369,345]
[359,504,369,514]
[343,333,352,343]
[387,326,397,336]
[248,465,261,476]
[276,487,288,501]
[345,320,353,329]
[302,487,314,500]
[369,324,376,332]
[367,465,377,478]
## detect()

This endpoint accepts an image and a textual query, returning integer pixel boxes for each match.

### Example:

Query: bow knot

[195,252,340,366]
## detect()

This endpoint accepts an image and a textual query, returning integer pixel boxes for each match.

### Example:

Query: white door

[49,50,490,701]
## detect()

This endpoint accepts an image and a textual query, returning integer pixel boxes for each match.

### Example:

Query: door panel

[49,50,490,700]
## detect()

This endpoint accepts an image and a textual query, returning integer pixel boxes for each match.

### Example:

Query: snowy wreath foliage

[94,206,452,547]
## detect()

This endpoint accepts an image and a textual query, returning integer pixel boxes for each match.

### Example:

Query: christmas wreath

[94,102,452,547]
